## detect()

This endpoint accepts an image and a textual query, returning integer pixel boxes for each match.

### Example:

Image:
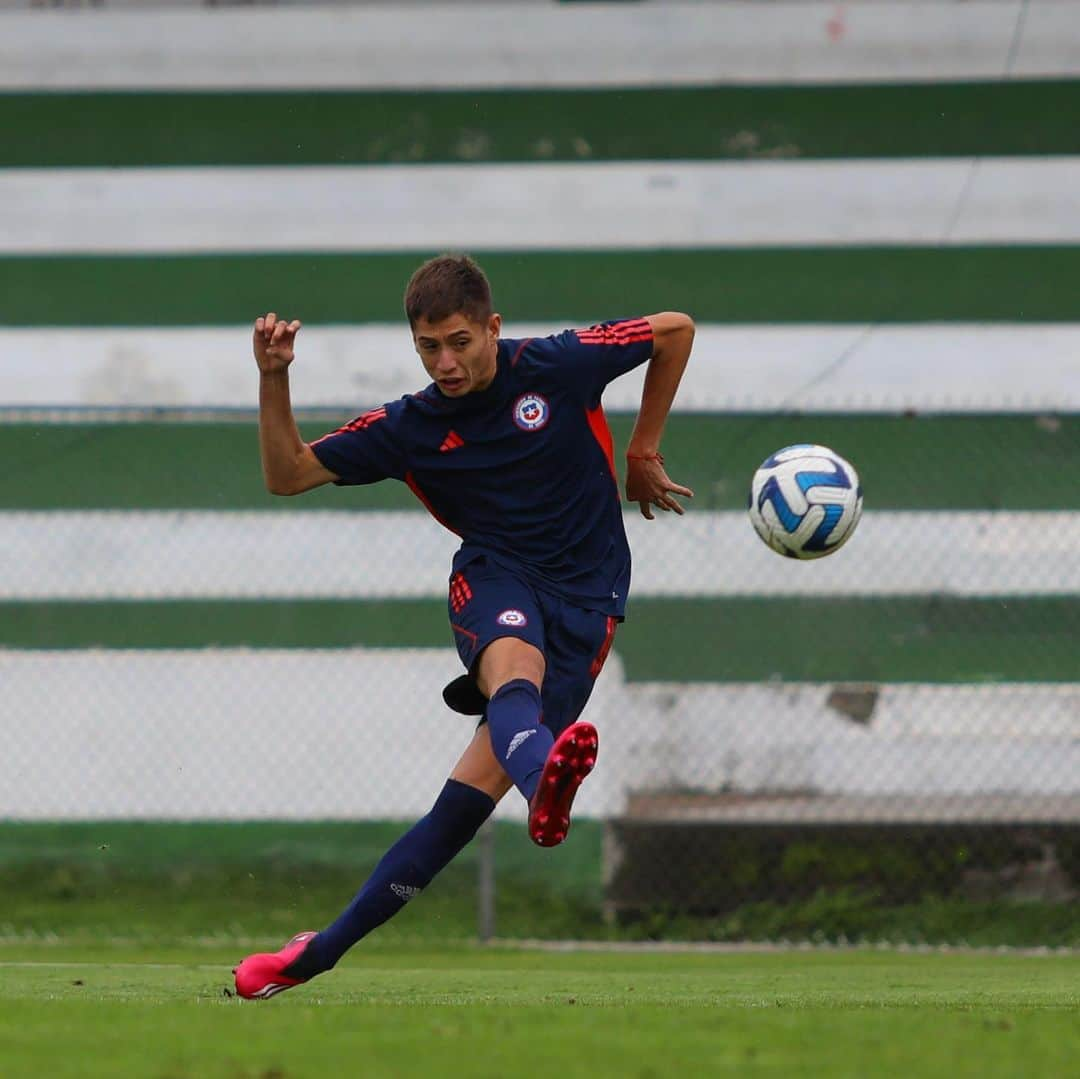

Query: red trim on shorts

[449,572,473,613]
[451,623,479,646]
[405,470,462,537]
[589,615,618,679]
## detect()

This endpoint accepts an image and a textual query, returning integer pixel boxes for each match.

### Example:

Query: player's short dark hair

[404,254,493,328]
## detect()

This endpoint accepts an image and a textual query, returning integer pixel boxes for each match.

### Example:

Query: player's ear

[488,313,501,340]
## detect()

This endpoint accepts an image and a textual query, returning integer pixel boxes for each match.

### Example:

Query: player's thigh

[541,604,618,737]
[448,556,545,689]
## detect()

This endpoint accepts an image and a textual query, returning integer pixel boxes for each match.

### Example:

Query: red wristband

[626,451,664,463]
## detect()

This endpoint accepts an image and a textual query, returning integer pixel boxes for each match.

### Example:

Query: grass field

[1,822,1077,1076]
[1,944,1077,1078]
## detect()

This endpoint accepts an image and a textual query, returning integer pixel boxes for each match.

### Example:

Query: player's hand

[625,453,694,520]
[253,312,302,374]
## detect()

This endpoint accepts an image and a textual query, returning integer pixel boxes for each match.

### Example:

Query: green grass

[4,81,1079,166]
[0,947,1076,1078]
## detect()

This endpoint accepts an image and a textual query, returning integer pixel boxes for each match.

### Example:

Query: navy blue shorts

[447,555,617,738]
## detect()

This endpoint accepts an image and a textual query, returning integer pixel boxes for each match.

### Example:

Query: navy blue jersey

[310,319,655,616]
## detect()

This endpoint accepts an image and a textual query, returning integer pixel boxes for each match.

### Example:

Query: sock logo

[506,729,537,759]
[390,883,421,902]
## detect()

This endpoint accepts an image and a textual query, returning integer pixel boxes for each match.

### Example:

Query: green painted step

[3,82,1078,167]
[4,248,1080,326]
[3,597,1076,683]
[0,819,603,900]
[4,415,1076,511]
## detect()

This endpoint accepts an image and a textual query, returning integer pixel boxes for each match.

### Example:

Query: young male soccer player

[234,254,694,999]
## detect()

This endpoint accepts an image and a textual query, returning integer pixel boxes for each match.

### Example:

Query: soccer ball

[748,444,863,560]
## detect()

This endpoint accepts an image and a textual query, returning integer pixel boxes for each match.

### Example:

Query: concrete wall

[2,649,1075,819]
[4,3,1079,88]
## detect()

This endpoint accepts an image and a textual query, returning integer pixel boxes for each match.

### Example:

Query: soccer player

[234,254,694,999]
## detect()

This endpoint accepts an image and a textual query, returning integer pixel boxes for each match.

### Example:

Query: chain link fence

[3,0,1079,943]
[2,410,1077,939]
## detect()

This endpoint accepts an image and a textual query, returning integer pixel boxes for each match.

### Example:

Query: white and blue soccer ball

[748,444,863,560]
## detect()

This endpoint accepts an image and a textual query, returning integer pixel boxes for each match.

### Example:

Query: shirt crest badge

[512,393,550,431]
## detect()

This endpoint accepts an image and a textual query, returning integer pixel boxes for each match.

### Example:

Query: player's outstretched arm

[625,312,696,520]
[254,312,338,495]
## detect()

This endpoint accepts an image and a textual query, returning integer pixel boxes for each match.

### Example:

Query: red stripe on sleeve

[311,406,388,445]
[575,318,653,347]
[577,332,653,346]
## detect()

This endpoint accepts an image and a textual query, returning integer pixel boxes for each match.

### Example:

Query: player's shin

[486,678,554,802]
[286,778,495,977]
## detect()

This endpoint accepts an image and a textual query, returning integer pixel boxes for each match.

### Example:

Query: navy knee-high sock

[486,678,553,803]
[289,779,495,976]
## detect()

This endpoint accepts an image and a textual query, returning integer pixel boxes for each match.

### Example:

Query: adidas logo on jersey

[390,883,421,902]
[506,729,537,759]
[439,430,465,453]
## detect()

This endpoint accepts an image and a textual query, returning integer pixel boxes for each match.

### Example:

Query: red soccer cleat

[233,931,318,1000]
[528,722,599,847]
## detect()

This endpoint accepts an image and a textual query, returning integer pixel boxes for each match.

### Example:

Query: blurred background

[1,0,1078,950]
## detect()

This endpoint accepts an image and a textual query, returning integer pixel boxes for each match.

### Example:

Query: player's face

[413,312,501,397]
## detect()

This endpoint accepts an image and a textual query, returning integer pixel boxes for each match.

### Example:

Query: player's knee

[475,637,545,698]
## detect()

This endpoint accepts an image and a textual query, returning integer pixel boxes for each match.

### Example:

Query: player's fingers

[639,500,654,520]
[655,491,686,515]
[667,482,694,498]
[265,312,277,331]
[288,320,302,333]
[254,316,265,333]
[272,320,289,341]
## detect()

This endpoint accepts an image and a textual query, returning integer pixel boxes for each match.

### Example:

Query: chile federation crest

[512,393,550,432]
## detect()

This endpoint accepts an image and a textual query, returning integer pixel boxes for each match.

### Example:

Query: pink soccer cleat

[528,722,599,847]
[233,931,318,1000]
